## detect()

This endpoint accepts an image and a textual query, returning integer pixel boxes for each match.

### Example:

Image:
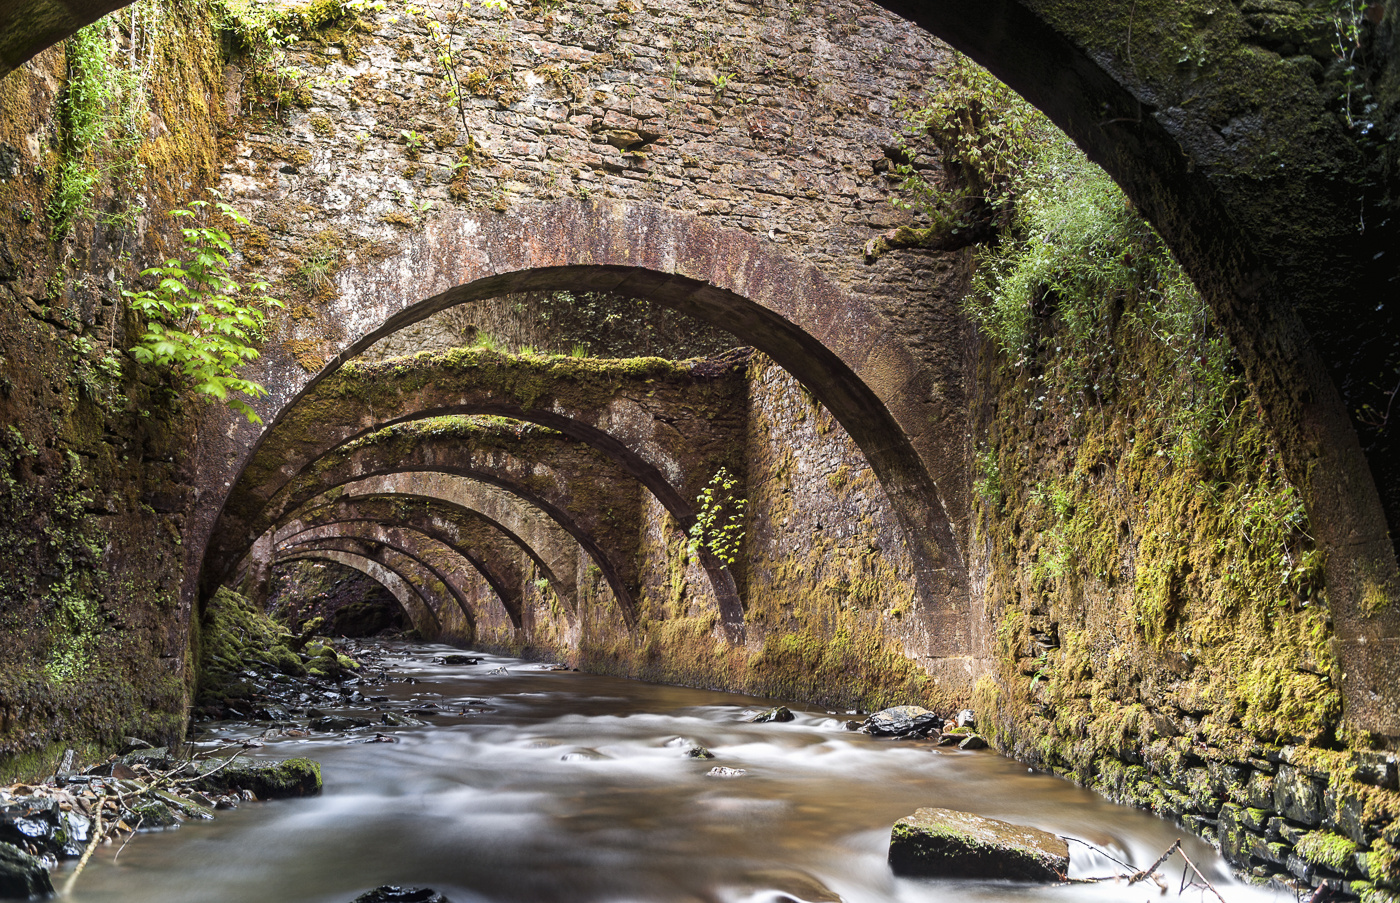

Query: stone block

[888,808,1068,882]
[1274,765,1326,826]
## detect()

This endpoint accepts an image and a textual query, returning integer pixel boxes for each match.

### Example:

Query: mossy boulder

[196,757,323,799]
[888,807,1069,881]
[0,841,53,899]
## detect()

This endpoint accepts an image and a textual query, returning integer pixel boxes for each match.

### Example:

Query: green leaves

[123,195,283,423]
[688,468,747,568]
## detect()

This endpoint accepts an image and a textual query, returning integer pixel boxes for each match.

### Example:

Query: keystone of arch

[275,548,439,636]
[276,525,487,645]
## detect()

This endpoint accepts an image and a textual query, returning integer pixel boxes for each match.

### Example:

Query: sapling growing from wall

[689,468,747,568]
[123,195,283,422]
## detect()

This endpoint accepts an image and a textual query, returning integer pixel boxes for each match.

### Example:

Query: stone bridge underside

[22,0,1400,739]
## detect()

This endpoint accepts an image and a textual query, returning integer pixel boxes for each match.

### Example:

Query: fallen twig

[60,789,105,896]
[1176,844,1228,903]
[112,817,143,863]
[1129,839,1182,885]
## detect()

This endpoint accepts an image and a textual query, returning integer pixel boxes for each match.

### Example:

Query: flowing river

[63,645,1288,903]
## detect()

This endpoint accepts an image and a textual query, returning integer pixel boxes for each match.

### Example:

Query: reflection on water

[65,645,1286,903]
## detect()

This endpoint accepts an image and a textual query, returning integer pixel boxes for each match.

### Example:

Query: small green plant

[689,467,747,568]
[124,195,283,422]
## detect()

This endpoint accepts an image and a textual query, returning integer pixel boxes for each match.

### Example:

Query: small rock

[687,747,716,759]
[351,886,453,903]
[435,655,480,665]
[958,735,988,751]
[0,841,54,899]
[311,716,373,731]
[888,807,1068,881]
[862,706,941,737]
[559,748,610,761]
[707,767,747,778]
[956,709,976,729]
[750,706,794,724]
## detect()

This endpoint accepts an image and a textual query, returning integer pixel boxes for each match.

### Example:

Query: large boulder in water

[196,757,322,799]
[0,841,54,899]
[862,705,941,737]
[351,887,452,903]
[887,807,1069,881]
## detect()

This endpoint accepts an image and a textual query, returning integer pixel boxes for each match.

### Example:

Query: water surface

[66,645,1286,903]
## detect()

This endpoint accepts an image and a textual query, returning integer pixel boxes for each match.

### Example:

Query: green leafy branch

[688,467,747,568]
[123,195,284,423]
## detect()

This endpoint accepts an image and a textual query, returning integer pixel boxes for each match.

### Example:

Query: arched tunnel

[2,0,1400,897]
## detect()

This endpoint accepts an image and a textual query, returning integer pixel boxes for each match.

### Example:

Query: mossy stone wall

[0,1,230,779]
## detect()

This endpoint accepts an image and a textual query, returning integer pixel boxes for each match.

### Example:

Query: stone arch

[236,416,653,623]
[276,525,485,644]
[210,352,748,615]
[200,201,969,660]
[276,494,562,631]
[281,473,581,607]
[276,548,439,635]
[215,355,756,624]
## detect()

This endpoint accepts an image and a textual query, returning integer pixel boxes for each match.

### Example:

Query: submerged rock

[0,841,53,899]
[686,747,716,759]
[730,868,842,903]
[887,807,1068,881]
[196,757,323,799]
[862,706,941,738]
[435,655,480,665]
[750,706,794,724]
[351,887,452,903]
[708,767,747,778]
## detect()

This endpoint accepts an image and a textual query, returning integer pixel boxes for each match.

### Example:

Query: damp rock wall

[0,0,232,779]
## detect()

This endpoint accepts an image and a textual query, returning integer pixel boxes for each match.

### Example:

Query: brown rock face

[887,807,1068,882]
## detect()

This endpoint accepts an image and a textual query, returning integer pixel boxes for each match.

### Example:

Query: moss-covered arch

[241,417,646,620]
[275,547,439,636]
[279,473,581,607]
[276,525,483,644]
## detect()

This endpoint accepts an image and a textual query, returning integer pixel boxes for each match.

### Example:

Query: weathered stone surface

[1274,766,1326,827]
[0,841,53,899]
[196,757,323,799]
[750,706,794,724]
[863,706,941,737]
[887,808,1068,881]
[351,887,452,903]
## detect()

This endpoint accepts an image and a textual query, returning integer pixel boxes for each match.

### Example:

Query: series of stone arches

[5,0,1396,737]
[193,200,975,685]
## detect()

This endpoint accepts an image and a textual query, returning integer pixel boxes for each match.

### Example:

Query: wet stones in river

[311,715,374,731]
[707,767,747,778]
[0,841,54,900]
[749,706,794,724]
[0,795,89,859]
[434,655,480,665]
[686,747,716,759]
[887,808,1068,881]
[860,706,941,738]
[351,886,452,903]
[559,748,610,762]
[195,757,323,799]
